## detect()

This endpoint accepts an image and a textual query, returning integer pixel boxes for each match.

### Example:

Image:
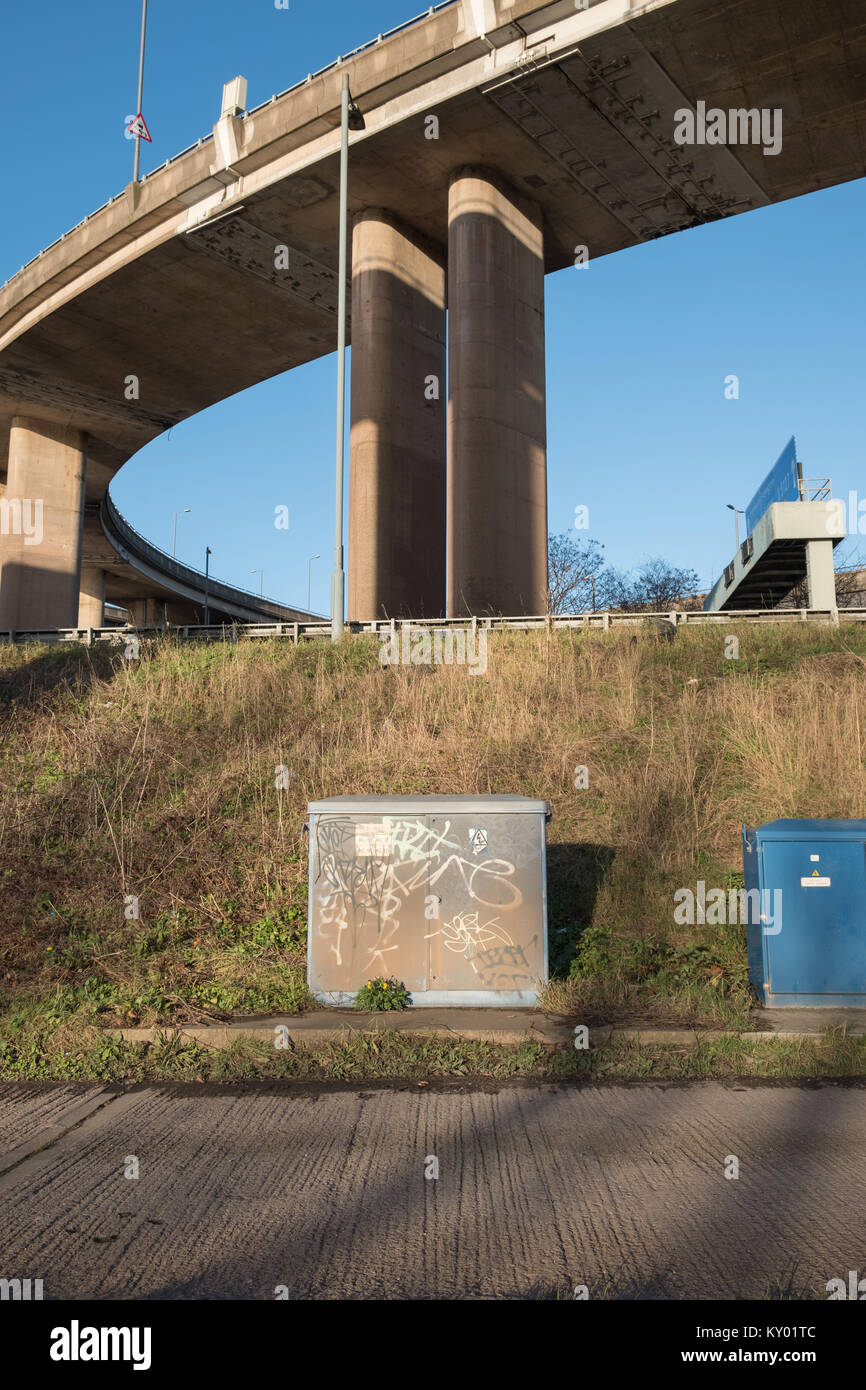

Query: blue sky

[2,0,864,612]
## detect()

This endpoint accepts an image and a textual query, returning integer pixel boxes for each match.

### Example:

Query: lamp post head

[348,101,366,132]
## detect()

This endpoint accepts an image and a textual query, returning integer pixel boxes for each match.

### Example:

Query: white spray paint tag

[355,823,392,858]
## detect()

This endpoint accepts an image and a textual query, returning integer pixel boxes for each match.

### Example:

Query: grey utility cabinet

[307,794,550,1005]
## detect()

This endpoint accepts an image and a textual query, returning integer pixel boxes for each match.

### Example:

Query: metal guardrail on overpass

[3,608,864,647]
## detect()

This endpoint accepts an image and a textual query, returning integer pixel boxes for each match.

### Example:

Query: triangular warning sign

[812,868,821,876]
[127,113,152,142]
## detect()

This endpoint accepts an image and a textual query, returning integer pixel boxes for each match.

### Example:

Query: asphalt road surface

[1,1080,863,1300]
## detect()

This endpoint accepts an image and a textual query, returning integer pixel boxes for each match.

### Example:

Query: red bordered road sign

[126,113,152,142]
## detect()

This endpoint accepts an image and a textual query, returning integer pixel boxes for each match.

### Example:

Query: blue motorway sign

[745,437,801,536]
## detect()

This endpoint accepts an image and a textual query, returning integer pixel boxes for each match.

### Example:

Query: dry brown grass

[0,623,864,1021]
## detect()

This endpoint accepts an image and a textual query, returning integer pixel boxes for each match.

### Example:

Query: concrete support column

[447,168,548,616]
[806,539,837,614]
[78,567,106,628]
[348,210,447,620]
[130,598,164,628]
[0,417,87,630]
[164,602,191,627]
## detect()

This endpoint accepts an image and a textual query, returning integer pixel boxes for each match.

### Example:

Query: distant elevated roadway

[89,493,319,628]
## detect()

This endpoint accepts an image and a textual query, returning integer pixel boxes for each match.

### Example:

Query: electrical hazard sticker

[468,827,488,855]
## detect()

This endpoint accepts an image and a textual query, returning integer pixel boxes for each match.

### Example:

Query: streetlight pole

[331,74,351,643]
[204,546,212,626]
[132,0,148,184]
[308,554,320,613]
[330,76,365,642]
[251,569,263,597]
[726,504,744,551]
[172,508,190,558]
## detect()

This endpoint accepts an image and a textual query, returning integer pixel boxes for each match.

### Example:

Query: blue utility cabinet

[743,819,866,1006]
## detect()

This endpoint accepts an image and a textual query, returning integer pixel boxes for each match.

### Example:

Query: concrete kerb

[115,1007,866,1051]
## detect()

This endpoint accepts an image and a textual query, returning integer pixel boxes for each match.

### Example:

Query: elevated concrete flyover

[86,492,320,628]
[1,0,865,627]
[703,499,844,614]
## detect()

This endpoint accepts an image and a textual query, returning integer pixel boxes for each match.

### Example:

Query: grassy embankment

[0,623,864,1079]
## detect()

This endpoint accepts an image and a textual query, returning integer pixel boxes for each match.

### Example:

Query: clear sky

[2,0,863,612]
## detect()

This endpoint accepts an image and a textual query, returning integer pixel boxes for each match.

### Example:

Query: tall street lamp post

[726,504,745,551]
[331,73,365,643]
[172,508,190,558]
[204,546,212,626]
[132,0,148,183]
[308,554,320,613]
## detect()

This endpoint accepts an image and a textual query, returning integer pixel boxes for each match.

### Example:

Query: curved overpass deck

[93,493,319,625]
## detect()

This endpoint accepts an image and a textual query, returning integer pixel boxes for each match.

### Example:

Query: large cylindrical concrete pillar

[78,566,106,628]
[348,210,447,620]
[447,168,548,616]
[0,417,87,630]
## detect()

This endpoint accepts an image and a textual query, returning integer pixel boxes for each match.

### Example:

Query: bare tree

[605,558,701,612]
[627,558,701,611]
[547,537,701,614]
[596,566,632,611]
[547,535,608,613]
[836,564,866,607]
[779,553,866,608]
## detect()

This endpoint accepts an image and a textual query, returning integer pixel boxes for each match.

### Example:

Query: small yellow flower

[383,982,389,989]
